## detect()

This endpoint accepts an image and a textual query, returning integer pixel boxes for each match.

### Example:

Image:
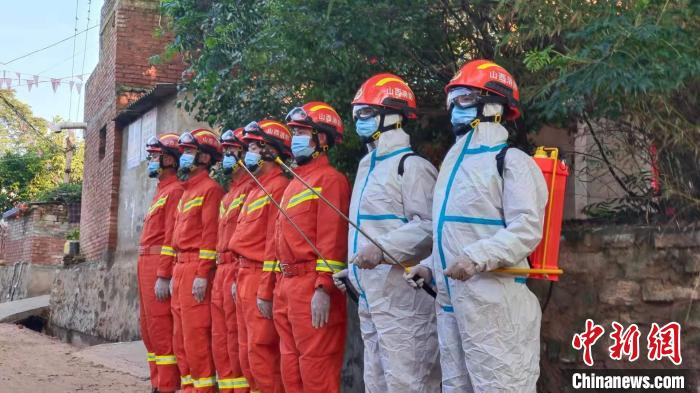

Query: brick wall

[536,225,700,392]
[0,203,77,266]
[80,0,183,261]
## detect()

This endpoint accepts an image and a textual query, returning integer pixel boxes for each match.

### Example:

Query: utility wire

[76,0,93,121]
[0,24,98,66]
[68,0,81,121]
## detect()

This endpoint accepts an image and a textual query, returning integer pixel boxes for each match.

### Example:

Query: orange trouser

[137,253,180,392]
[212,260,250,392]
[273,262,347,393]
[172,253,216,393]
[237,261,284,393]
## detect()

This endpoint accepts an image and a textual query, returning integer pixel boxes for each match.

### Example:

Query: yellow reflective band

[477,62,499,70]
[147,352,156,362]
[286,187,321,209]
[193,376,216,388]
[177,199,183,212]
[155,354,177,365]
[316,259,346,273]
[199,249,217,260]
[218,377,249,389]
[181,375,193,385]
[148,196,168,215]
[262,260,278,272]
[226,193,247,216]
[182,196,205,212]
[375,77,408,87]
[160,245,176,257]
[246,195,270,213]
[219,201,226,218]
[309,104,334,112]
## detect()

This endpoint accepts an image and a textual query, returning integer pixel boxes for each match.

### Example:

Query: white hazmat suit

[424,121,548,392]
[347,127,441,393]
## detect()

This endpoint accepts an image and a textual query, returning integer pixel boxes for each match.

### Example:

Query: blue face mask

[291,135,315,159]
[451,106,478,127]
[147,161,160,178]
[222,155,238,174]
[355,117,379,139]
[244,151,262,172]
[179,153,195,171]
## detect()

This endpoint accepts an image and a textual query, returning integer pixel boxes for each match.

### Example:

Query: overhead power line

[0,91,61,153]
[0,24,99,66]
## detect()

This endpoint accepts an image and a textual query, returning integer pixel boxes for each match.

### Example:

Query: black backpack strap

[398,152,419,176]
[495,145,512,178]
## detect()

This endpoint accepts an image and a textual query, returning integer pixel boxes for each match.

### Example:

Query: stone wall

[0,264,58,303]
[536,224,699,392]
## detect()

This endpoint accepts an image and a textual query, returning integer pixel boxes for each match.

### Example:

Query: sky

[0,0,104,123]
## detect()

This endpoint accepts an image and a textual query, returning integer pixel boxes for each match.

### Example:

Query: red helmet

[220,127,246,149]
[178,128,223,161]
[286,101,344,145]
[445,59,521,121]
[352,73,417,120]
[242,120,293,159]
[146,133,181,159]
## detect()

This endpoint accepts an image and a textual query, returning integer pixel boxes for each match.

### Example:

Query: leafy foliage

[160,0,700,220]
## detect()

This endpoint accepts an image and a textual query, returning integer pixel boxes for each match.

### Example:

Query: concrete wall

[0,264,57,303]
[536,225,700,392]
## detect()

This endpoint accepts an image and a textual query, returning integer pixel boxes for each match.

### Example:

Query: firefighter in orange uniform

[229,120,292,393]
[211,127,253,392]
[139,133,184,393]
[274,102,350,393]
[171,128,225,393]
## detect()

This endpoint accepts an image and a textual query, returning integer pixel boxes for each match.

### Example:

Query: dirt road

[0,323,150,393]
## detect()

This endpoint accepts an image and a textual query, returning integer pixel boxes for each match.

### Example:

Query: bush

[36,182,82,204]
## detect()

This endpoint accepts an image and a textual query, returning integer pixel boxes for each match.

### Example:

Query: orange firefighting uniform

[172,169,224,393]
[230,166,289,393]
[273,156,349,393]
[138,173,183,392]
[212,174,253,392]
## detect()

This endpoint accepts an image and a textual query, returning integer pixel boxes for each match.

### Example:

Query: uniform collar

[158,172,178,189]
[374,128,410,157]
[465,122,508,148]
[185,168,209,187]
[257,165,283,183]
[296,154,329,175]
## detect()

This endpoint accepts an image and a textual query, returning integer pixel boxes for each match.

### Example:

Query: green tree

[0,90,84,212]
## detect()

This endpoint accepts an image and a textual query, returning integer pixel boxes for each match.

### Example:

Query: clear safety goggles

[146,136,161,149]
[352,105,379,121]
[445,87,480,110]
[285,107,310,123]
[244,121,262,134]
[178,132,197,146]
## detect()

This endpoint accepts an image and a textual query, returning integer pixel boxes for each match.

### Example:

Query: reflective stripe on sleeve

[147,352,156,362]
[316,259,346,273]
[181,375,194,385]
[262,260,278,272]
[199,249,217,260]
[161,245,176,257]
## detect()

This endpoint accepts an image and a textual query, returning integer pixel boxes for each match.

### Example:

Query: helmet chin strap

[452,103,504,137]
[361,112,403,144]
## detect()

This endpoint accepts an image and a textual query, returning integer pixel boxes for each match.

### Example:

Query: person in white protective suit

[405,59,548,393]
[332,73,441,393]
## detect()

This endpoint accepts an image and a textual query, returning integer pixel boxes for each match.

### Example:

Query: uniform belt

[279,260,316,277]
[239,257,263,270]
[218,251,236,265]
[177,251,200,263]
[138,245,163,256]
